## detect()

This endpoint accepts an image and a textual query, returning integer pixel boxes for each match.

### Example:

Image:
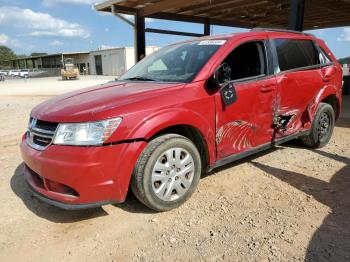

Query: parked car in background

[9,70,20,77]
[0,70,8,76]
[21,29,343,211]
[28,69,46,78]
[19,69,29,78]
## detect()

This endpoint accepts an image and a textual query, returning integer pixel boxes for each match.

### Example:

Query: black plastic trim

[26,181,118,210]
[208,130,310,172]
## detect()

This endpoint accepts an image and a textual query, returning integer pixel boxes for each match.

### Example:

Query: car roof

[209,30,315,40]
[173,29,317,46]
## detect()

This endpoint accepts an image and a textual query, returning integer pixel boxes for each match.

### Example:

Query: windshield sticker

[198,40,226,46]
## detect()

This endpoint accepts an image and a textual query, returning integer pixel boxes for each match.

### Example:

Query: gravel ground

[0,77,349,262]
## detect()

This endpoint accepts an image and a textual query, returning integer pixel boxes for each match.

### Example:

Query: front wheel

[131,134,202,211]
[301,103,335,148]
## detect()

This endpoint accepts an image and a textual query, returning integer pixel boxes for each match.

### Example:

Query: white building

[88,46,159,76]
[342,64,350,76]
[9,46,159,77]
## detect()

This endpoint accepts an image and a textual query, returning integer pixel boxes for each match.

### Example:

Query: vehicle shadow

[251,150,350,262]
[11,163,109,223]
[113,193,157,214]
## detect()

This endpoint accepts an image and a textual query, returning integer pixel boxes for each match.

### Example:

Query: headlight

[53,117,122,146]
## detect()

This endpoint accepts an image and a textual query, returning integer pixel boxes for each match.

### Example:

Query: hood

[31,81,184,122]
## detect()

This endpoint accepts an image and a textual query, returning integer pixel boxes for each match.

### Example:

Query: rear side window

[317,47,332,65]
[273,39,318,71]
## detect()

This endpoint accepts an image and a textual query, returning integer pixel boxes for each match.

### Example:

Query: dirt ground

[0,77,349,262]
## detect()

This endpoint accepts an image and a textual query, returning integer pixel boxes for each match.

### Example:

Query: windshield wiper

[123,76,157,81]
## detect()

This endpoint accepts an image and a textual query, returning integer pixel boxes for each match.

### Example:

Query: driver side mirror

[210,63,237,106]
[220,82,237,106]
[212,63,231,88]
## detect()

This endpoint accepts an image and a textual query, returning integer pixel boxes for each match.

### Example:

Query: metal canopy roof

[95,0,350,30]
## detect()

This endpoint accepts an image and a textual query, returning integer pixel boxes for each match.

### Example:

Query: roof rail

[251,28,313,36]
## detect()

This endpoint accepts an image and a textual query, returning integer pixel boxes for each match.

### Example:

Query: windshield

[119,40,226,83]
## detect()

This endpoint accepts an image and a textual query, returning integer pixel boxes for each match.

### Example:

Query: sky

[0,0,350,58]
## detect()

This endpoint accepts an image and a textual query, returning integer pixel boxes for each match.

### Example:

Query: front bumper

[20,135,147,209]
[25,180,117,210]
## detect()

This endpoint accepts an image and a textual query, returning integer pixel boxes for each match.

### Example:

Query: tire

[301,103,335,148]
[131,134,202,211]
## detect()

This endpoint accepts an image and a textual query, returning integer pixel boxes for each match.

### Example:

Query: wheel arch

[310,85,341,120]
[321,94,340,120]
[149,124,210,171]
[124,108,216,166]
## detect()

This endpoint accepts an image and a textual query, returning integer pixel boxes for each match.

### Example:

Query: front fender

[133,108,211,136]
[124,108,216,164]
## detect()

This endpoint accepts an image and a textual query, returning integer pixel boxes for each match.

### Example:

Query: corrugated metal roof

[95,0,350,30]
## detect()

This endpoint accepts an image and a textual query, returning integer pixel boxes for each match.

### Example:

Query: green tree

[0,45,16,69]
[339,57,350,65]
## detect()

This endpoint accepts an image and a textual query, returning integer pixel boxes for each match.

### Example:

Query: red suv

[20,29,343,211]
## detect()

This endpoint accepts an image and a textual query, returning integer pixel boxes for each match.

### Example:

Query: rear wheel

[301,103,335,148]
[131,134,201,211]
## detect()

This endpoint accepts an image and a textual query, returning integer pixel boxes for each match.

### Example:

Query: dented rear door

[271,38,326,137]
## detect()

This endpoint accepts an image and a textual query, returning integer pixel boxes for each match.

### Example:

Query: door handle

[260,84,276,92]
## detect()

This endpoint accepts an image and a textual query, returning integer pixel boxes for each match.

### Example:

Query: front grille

[33,135,52,146]
[27,118,58,150]
[35,119,58,132]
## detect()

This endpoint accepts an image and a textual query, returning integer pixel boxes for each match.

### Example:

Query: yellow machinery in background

[61,58,79,80]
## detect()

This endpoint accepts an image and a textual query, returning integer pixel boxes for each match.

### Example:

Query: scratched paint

[216,120,257,155]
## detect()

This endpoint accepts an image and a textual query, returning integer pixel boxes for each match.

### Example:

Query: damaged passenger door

[271,38,332,136]
[213,38,277,159]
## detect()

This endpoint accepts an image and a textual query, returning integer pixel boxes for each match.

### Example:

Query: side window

[223,41,267,81]
[273,39,318,71]
[317,46,332,65]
